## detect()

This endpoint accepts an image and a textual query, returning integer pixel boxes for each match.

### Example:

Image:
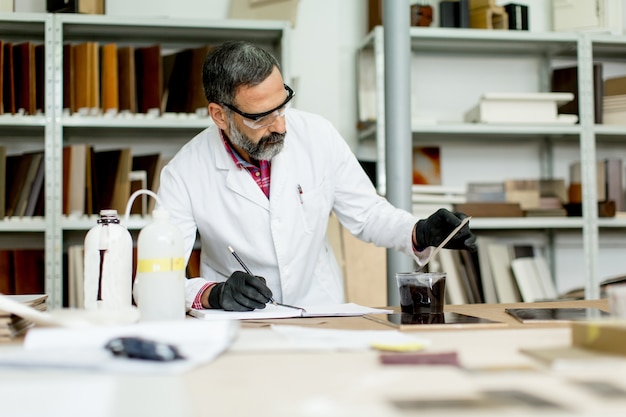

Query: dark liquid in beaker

[399,277,445,314]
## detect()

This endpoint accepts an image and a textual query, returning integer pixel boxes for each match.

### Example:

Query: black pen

[227,246,306,314]
[297,184,303,204]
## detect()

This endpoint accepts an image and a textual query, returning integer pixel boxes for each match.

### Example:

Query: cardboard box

[47,0,104,15]
[571,320,626,356]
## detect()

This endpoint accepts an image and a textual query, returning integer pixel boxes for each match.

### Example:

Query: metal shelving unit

[0,13,291,307]
[356,26,624,300]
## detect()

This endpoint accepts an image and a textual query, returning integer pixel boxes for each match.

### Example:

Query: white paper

[269,325,430,351]
[0,320,238,375]
[188,302,393,321]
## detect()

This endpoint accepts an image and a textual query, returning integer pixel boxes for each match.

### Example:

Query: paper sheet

[269,325,430,351]
[0,320,238,375]
[188,302,393,320]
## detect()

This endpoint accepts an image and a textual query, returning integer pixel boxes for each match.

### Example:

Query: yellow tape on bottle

[137,257,185,273]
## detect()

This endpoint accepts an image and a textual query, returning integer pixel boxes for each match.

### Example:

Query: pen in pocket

[297,184,303,204]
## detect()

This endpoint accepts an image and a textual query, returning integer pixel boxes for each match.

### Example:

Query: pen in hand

[227,246,306,314]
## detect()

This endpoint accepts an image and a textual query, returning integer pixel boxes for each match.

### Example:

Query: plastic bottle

[133,208,186,321]
[83,209,133,311]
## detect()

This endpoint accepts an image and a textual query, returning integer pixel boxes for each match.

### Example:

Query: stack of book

[0,294,47,340]
[603,75,626,125]
[454,178,568,217]
[464,92,577,124]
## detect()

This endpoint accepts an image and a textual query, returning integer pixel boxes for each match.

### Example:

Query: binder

[134,45,162,114]
[12,42,36,115]
[63,43,75,113]
[100,43,119,113]
[35,44,45,114]
[117,46,136,113]
[164,46,211,113]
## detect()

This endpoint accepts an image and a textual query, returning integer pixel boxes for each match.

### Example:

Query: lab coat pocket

[296,184,328,234]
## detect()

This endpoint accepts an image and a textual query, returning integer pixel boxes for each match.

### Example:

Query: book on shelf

[67,245,85,308]
[474,236,498,304]
[434,249,468,305]
[163,45,211,114]
[131,153,163,214]
[5,153,33,217]
[510,256,558,302]
[0,249,13,294]
[93,147,132,214]
[12,249,45,295]
[504,3,528,30]
[2,41,15,114]
[486,241,522,303]
[14,151,43,217]
[551,64,603,124]
[34,44,44,114]
[459,250,483,304]
[439,0,470,28]
[73,41,100,113]
[464,92,577,124]
[100,43,119,114]
[135,44,162,114]
[13,42,36,115]
[117,45,136,113]
[504,178,540,210]
[0,145,5,218]
[62,144,87,216]
[23,155,45,217]
[63,43,75,113]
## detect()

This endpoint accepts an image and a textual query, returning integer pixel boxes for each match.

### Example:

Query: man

[158,41,476,312]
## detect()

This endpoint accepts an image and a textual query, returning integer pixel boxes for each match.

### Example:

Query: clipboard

[505,307,610,324]
[364,312,506,330]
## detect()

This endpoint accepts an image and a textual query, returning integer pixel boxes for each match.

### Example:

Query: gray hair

[202,41,280,106]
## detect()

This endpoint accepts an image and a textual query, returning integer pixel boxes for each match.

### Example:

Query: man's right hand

[208,271,273,311]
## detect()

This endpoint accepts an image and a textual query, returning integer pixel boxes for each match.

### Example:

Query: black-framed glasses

[222,84,294,129]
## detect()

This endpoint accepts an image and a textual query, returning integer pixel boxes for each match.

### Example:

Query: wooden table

[1,299,625,417]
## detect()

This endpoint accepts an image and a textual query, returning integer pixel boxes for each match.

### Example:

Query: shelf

[359,122,581,142]
[61,115,213,138]
[0,12,47,40]
[361,26,578,58]
[593,125,626,141]
[0,217,46,232]
[589,33,626,61]
[57,14,288,53]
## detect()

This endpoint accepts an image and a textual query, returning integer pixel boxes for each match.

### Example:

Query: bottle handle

[124,189,163,225]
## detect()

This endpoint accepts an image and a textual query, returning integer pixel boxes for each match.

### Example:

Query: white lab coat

[158,108,425,307]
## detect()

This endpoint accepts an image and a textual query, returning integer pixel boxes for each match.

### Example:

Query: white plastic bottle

[83,209,133,311]
[133,208,186,321]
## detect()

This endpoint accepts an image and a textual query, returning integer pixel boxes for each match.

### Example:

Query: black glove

[414,208,477,252]
[208,271,273,311]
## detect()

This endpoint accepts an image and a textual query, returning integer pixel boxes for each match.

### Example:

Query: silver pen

[227,246,307,314]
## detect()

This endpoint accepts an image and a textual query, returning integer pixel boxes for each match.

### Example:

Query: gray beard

[229,124,285,161]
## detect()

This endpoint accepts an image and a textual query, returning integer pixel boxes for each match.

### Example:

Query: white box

[464,92,577,124]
